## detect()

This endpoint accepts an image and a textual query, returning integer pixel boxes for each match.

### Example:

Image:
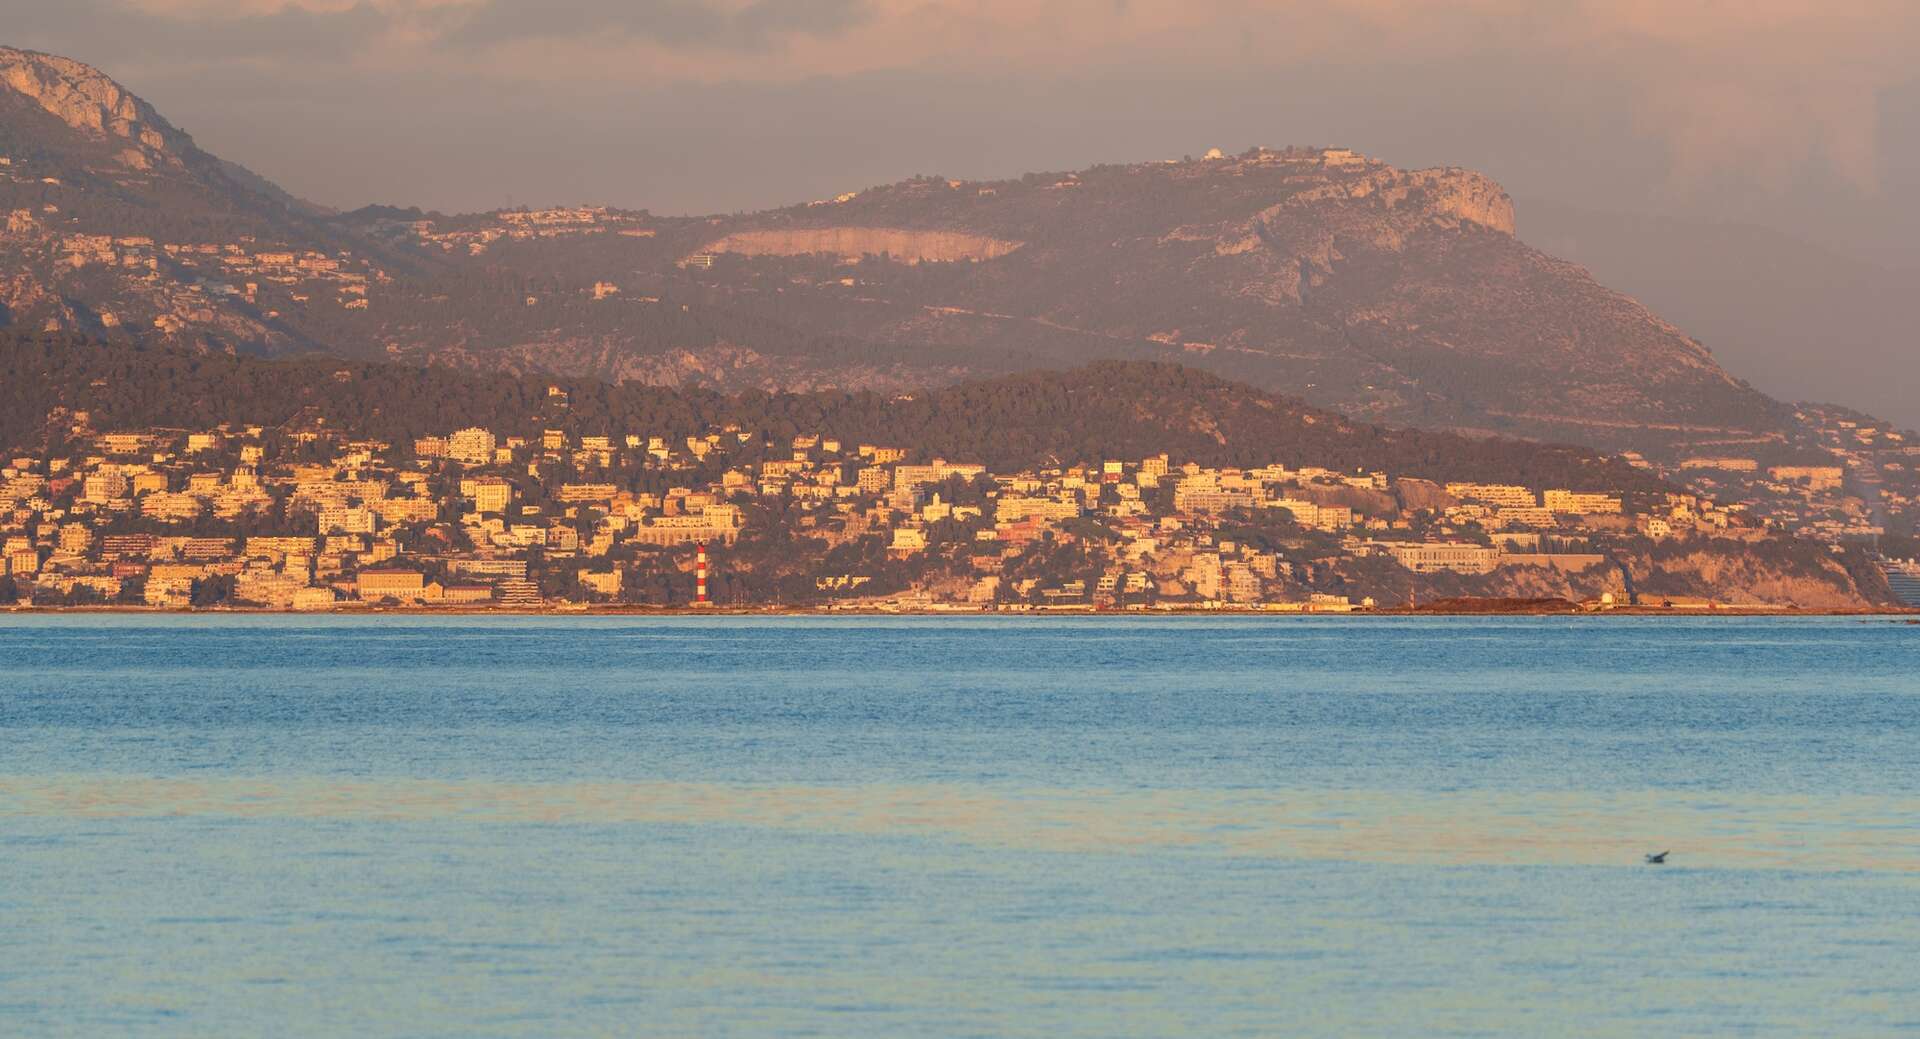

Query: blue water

[2,615,1917,1036]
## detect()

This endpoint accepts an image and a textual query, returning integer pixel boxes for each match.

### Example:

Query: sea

[2,614,1917,1037]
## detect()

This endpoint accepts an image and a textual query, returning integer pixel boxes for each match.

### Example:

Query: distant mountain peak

[0,46,193,172]
[685,151,1517,269]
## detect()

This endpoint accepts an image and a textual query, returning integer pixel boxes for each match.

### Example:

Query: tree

[189,574,235,608]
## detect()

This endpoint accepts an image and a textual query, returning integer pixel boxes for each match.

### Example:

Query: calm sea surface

[2,615,1918,1036]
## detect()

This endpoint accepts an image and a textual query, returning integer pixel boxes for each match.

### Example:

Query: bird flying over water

[1644,851,1669,864]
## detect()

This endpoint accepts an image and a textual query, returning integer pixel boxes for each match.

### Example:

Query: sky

[4,0,1917,423]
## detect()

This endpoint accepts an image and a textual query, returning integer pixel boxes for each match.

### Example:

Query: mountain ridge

[0,45,324,217]
[0,46,1837,464]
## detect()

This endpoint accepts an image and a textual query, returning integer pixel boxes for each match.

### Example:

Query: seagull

[1644,850,1669,865]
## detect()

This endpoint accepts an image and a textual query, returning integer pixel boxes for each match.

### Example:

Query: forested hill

[0,334,1665,492]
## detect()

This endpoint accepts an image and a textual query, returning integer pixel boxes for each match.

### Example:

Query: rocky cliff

[701,227,1022,264]
[0,48,375,348]
[0,47,192,171]
[1361,537,1886,610]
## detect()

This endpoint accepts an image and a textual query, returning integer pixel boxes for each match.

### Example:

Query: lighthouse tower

[696,542,709,606]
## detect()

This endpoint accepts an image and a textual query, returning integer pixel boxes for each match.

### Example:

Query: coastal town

[7,396,1908,612]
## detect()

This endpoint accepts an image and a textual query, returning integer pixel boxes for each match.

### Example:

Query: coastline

[4,603,1915,619]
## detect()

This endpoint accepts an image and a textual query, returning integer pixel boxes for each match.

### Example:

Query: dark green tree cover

[1880,534,1920,560]
[188,574,236,608]
[1210,508,1309,553]
[996,532,1108,603]
[0,332,1666,491]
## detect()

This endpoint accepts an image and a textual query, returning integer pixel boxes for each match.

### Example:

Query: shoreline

[4,603,1915,619]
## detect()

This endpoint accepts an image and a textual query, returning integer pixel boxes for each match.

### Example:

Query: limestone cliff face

[0,47,191,170]
[1272,166,1515,235]
[1630,544,1878,609]
[1343,538,1882,608]
[1193,166,1517,308]
[1406,168,1515,233]
[700,227,1023,264]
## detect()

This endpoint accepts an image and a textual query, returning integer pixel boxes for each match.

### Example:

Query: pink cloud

[22,0,1920,197]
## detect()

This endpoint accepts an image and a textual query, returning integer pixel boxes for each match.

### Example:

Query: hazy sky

[4,1,1910,226]
[5,0,1917,420]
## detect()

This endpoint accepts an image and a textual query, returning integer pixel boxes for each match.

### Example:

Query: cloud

[3,0,1915,206]
[382,0,1916,197]
[435,0,872,51]
[3,0,394,62]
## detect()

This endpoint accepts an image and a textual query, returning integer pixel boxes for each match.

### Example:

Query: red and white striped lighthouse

[695,541,708,606]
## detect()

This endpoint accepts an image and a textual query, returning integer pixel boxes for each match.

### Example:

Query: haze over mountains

[0,45,1899,463]
[1518,200,1916,428]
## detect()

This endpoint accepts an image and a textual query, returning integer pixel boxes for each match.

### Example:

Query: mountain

[0,46,378,349]
[0,47,335,223]
[343,153,1796,457]
[1519,199,1919,430]
[0,47,1819,462]
[611,153,1791,452]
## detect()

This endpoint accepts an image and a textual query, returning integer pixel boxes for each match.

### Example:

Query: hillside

[0,47,413,353]
[0,332,1668,492]
[337,152,1797,456]
[0,46,1818,463]
[1520,199,1919,430]
[626,152,1788,452]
